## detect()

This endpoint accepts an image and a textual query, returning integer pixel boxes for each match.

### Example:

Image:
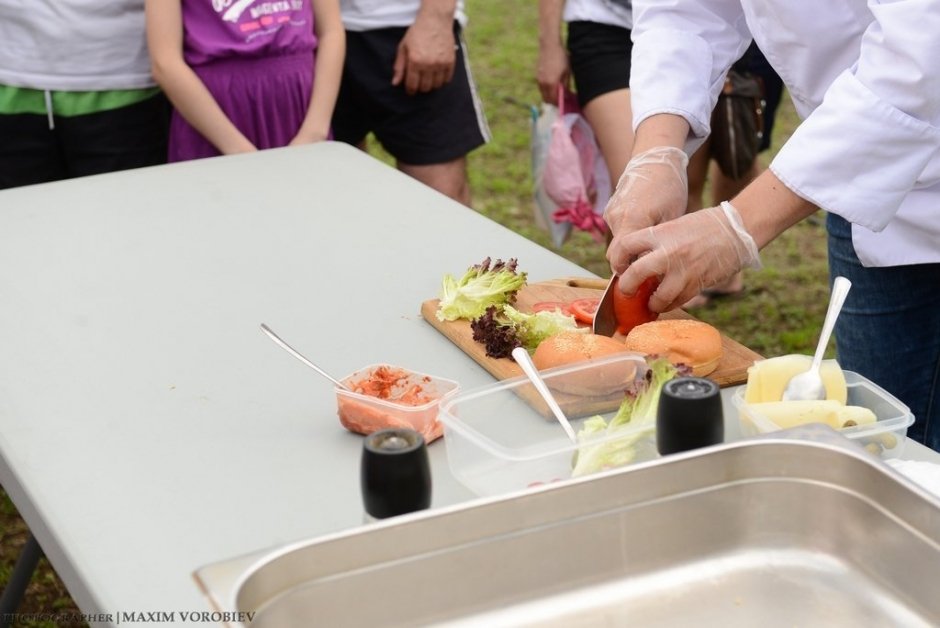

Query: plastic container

[438,353,655,496]
[732,370,914,459]
[336,364,459,444]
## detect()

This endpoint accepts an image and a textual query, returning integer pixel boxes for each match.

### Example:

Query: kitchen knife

[592,275,619,336]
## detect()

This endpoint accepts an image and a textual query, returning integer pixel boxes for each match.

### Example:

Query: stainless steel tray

[195,426,940,627]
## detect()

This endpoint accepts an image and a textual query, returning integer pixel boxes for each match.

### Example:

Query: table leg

[0,533,43,627]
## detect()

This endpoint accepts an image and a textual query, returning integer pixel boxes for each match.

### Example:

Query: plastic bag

[531,102,570,247]
[533,87,611,246]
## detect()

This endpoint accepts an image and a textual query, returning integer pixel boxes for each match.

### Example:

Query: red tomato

[613,276,660,335]
[531,301,573,316]
[569,298,600,325]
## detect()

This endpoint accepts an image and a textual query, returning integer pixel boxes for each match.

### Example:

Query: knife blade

[592,274,619,336]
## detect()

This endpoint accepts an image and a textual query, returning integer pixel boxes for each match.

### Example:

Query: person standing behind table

[331,0,491,206]
[604,1,940,452]
[537,0,635,193]
[0,1,170,190]
[146,0,345,162]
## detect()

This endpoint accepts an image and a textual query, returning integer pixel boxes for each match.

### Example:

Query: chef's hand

[612,202,762,312]
[392,11,456,95]
[603,146,689,239]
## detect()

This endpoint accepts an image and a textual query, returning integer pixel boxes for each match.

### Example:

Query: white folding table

[1,142,937,625]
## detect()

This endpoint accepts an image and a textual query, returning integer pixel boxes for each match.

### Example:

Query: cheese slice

[744,354,848,404]
[746,399,876,431]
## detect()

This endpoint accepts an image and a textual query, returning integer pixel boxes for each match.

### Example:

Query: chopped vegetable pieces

[569,298,600,325]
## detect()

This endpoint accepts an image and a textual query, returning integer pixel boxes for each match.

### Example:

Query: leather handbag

[709,70,765,180]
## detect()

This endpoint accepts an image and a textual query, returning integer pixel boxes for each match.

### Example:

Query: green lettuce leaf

[437,258,527,322]
[571,356,691,478]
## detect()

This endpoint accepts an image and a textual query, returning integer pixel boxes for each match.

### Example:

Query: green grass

[2,2,828,617]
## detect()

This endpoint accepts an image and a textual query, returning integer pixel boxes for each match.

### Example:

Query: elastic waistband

[0,85,161,117]
[191,52,313,76]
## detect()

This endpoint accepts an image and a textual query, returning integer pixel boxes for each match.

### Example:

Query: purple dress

[169,0,317,162]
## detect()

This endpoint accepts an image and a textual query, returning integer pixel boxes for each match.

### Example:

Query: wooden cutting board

[421,276,762,391]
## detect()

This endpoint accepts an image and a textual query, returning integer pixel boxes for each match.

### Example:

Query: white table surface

[2,142,938,624]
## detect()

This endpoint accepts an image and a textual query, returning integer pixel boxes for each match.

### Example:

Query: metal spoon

[511,347,577,442]
[782,276,852,401]
[259,323,350,390]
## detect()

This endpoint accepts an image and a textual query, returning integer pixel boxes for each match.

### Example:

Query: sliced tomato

[569,297,600,325]
[612,276,660,335]
[531,301,573,316]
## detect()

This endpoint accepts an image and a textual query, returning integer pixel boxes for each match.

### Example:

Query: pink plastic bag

[541,87,610,244]
[531,102,570,247]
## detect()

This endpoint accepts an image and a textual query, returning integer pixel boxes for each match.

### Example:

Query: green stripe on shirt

[0,85,161,117]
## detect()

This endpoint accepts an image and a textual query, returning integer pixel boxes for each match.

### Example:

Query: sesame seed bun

[532,332,638,396]
[624,319,722,377]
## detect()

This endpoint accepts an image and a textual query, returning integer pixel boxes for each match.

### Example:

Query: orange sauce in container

[349,366,433,405]
[336,365,458,443]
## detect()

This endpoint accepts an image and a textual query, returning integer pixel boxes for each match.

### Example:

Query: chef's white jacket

[630,0,940,267]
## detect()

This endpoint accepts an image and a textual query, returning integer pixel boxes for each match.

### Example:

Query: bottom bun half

[532,332,641,396]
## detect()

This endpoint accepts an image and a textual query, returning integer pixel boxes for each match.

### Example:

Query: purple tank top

[182,0,317,66]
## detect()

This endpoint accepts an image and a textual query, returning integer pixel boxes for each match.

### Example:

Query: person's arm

[602,113,691,247]
[602,1,753,307]
[145,0,256,154]
[535,0,568,105]
[391,0,457,95]
[291,0,345,145]
[630,113,689,156]
[730,170,817,250]
[603,0,749,244]
[630,0,750,152]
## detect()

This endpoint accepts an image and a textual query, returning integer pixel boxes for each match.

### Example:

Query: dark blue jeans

[827,213,940,452]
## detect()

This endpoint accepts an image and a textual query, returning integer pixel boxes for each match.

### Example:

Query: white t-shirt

[563,0,632,29]
[0,0,154,91]
[631,0,940,267]
[340,0,467,32]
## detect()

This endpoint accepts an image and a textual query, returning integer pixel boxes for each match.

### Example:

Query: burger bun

[531,332,641,396]
[624,319,722,376]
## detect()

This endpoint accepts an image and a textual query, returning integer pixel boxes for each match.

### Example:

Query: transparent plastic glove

[611,202,762,312]
[603,146,690,238]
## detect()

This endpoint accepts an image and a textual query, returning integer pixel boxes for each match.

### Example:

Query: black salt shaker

[656,377,724,455]
[361,428,432,521]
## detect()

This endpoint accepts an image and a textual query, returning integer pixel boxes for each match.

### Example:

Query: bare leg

[398,157,471,207]
[580,88,634,185]
[686,141,711,212]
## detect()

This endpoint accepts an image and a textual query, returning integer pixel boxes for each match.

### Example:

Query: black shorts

[332,23,490,166]
[0,92,170,190]
[566,20,633,110]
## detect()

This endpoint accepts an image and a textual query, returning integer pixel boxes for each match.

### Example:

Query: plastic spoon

[511,347,577,442]
[260,323,350,390]
[782,276,852,401]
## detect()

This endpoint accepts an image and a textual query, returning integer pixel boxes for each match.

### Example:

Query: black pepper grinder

[361,428,432,522]
[656,377,725,455]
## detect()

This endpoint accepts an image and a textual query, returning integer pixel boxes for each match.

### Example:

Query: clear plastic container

[438,353,654,496]
[336,364,459,443]
[732,370,914,458]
